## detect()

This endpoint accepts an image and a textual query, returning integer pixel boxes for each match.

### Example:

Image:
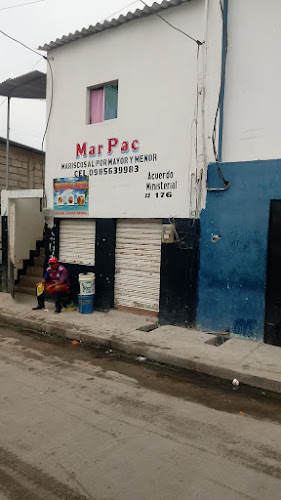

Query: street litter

[232,378,239,387]
[137,356,147,362]
[72,340,79,346]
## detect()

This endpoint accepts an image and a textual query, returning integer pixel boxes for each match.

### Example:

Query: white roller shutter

[59,219,96,265]
[115,219,162,313]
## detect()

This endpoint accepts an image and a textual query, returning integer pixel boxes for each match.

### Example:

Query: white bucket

[79,272,95,296]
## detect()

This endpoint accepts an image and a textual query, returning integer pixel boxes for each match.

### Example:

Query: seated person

[33,257,70,313]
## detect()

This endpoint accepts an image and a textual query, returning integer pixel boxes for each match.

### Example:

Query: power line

[0,27,51,206]
[29,55,43,71]
[41,56,53,207]
[104,0,140,21]
[139,0,202,45]
[0,0,45,11]
[0,28,45,58]
[0,97,7,108]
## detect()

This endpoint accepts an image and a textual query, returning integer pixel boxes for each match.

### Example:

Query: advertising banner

[53,177,89,217]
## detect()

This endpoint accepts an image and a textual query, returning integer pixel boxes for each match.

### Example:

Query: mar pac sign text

[76,138,140,158]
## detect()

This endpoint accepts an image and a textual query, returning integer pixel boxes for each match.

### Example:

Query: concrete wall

[197,160,281,341]
[45,0,222,218]
[0,141,43,203]
[14,198,44,279]
[0,142,43,274]
[222,0,281,162]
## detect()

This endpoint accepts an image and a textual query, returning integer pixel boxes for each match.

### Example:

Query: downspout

[207,0,229,192]
[201,0,209,167]
[5,97,10,190]
[218,0,228,162]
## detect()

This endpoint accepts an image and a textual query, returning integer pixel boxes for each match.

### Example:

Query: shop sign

[53,177,89,217]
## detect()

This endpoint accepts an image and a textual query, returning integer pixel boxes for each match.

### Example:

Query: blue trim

[218,0,228,162]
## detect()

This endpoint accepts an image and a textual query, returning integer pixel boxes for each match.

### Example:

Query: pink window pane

[90,88,104,124]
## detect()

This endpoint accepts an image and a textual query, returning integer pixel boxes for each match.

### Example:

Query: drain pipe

[207,0,229,192]
[5,96,10,190]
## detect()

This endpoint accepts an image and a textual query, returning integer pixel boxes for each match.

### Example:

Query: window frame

[87,80,118,125]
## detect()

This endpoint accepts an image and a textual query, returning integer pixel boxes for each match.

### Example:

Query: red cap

[48,257,59,264]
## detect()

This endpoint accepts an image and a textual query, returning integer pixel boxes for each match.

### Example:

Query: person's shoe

[55,307,61,314]
[32,305,44,310]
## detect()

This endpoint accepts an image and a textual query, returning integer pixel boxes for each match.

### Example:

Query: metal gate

[59,219,96,265]
[114,219,162,313]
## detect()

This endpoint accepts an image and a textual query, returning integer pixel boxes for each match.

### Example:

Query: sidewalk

[0,292,281,394]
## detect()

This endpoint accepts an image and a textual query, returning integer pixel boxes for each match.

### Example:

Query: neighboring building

[0,138,44,290]
[0,137,43,201]
[197,0,281,345]
[39,0,222,324]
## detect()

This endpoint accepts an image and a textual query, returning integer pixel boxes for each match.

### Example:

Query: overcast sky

[0,0,155,150]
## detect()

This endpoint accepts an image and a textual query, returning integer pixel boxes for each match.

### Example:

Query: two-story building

[39,0,222,323]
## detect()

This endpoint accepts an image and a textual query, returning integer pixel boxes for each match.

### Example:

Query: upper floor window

[90,82,118,124]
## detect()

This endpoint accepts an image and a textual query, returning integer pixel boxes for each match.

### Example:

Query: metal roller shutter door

[115,219,162,313]
[59,219,96,265]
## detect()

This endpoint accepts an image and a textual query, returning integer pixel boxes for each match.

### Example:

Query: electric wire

[0,28,52,205]
[0,0,203,209]
[139,0,203,45]
[0,97,7,108]
[41,57,53,207]
[104,0,140,21]
[0,28,44,58]
[0,0,45,11]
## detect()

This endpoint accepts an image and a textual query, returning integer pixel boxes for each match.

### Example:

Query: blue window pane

[104,84,118,120]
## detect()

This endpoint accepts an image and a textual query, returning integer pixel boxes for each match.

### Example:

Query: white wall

[45,0,222,218]
[222,0,281,162]
[14,198,44,278]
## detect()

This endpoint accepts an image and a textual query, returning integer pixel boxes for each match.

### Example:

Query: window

[90,83,118,124]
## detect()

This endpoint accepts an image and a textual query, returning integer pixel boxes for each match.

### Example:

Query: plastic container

[78,294,94,314]
[79,272,95,296]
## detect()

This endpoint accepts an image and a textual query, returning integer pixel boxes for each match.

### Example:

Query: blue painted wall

[197,159,281,341]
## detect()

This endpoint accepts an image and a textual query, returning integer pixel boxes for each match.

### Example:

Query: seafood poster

[53,177,89,216]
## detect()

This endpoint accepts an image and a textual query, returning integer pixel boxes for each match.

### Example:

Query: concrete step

[27,266,44,277]
[33,255,45,266]
[14,285,35,296]
[19,275,42,288]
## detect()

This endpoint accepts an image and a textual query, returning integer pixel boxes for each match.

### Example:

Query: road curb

[0,311,280,395]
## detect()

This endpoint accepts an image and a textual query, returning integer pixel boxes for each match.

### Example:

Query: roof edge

[38,0,192,51]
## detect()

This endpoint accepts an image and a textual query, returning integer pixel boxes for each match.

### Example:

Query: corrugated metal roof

[0,71,46,99]
[38,0,192,51]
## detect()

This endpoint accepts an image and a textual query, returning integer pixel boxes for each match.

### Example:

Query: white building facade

[41,0,223,322]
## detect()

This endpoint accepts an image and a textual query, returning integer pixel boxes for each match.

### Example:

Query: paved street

[0,325,280,500]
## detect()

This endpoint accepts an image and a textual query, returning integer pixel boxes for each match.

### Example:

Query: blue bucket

[78,294,94,314]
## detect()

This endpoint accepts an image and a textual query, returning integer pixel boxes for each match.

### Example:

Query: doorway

[264,200,281,346]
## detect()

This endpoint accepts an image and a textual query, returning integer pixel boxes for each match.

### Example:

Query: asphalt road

[0,324,280,500]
